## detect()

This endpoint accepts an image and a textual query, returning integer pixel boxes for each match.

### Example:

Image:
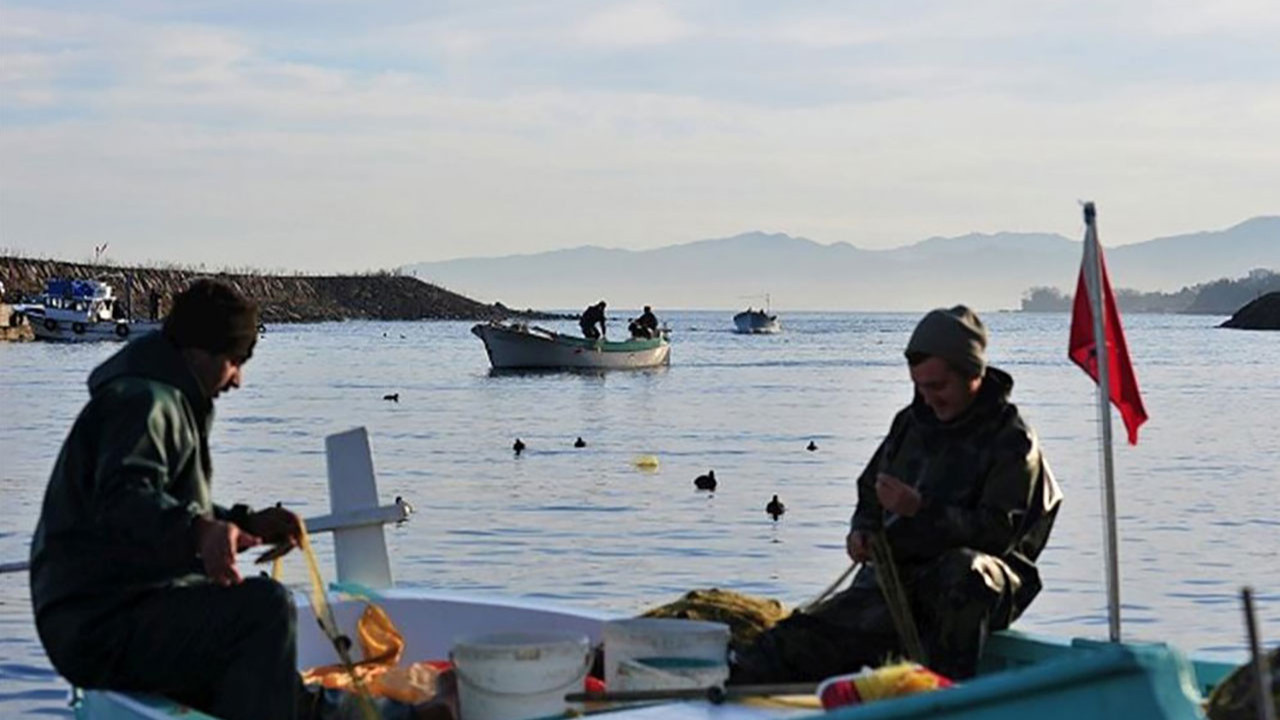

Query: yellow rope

[869,531,927,665]
[296,528,381,720]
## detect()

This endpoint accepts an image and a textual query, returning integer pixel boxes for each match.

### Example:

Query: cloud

[574,3,695,47]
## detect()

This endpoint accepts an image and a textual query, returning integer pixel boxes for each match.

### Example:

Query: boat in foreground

[733,309,781,334]
[76,592,1238,720]
[69,426,1238,720]
[20,278,161,342]
[471,321,670,370]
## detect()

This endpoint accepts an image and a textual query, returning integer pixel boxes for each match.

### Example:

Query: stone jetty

[1,256,558,330]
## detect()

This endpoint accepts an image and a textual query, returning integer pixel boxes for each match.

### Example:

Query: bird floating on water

[766,494,786,520]
[806,440,818,451]
[574,437,586,448]
[694,470,717,491]
[513,438,526,455]
[382,393,399,403]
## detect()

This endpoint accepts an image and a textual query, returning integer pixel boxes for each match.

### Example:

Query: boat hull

[733,311,781,334]
[472,323,670,370]
[26,312,161,343]
[76,590,1232,720]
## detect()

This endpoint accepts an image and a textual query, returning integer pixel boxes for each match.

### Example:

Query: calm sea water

[2,311,1278,715]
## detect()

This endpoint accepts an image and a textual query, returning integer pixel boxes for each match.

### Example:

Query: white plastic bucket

[602,618,730,688]
[451,631,592,720]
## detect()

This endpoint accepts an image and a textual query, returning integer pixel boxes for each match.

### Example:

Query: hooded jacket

[850,366,1063,623]
[30,332,246,620]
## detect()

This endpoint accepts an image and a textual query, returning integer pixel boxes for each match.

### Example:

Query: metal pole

[1242,587,1277,720]
[1083,202,1122,642]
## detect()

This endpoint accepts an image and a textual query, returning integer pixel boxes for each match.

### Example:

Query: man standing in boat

[731,305,1062,683]
[579,300,607,339]
[29,278,304,720]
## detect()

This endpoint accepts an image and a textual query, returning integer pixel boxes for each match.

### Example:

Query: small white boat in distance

[733,309,781,334]
[471,321,671,370]
[22,278,161,342]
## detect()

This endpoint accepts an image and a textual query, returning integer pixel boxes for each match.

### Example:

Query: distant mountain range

[403,217,1280,311]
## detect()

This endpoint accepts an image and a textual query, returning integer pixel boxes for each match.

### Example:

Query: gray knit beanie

[905,305,987,378]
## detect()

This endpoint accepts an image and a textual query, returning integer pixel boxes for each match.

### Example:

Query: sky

[2,0,1279,272]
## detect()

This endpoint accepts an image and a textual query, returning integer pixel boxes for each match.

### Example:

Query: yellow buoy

[632,454,660,471]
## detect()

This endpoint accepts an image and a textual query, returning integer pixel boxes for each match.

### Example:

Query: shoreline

[0,256,569,338]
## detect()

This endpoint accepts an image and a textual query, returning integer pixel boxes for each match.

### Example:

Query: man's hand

[240,506,303,546]
[875,473,922,517]
[193,517,261,586]
[846,529,871,563]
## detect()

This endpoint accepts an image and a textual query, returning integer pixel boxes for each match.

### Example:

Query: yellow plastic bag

[301,603,443,705]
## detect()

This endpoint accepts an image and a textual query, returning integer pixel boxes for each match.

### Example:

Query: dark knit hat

[164,278,259,360]
[905,305,987,378]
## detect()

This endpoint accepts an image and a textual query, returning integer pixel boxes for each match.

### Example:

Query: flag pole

[1083,202,1123,642]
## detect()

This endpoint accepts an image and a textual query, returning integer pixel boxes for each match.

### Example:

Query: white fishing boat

[63,427,1239,720]
[733,295,781,334]
[733,309,781,335]
[21,279,161,342]
[471,321,671,370]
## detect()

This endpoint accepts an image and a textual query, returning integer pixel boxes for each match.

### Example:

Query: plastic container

[451,631,592,720]
[602,618,730,688]
[616,657,729,691]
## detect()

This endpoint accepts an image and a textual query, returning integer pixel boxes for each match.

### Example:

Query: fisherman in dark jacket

[580,300,607,339]
[731,305,1062,683]
[30,279,303,720]
[629,305,660,339]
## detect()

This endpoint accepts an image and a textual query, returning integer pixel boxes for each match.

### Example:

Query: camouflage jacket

[851,367,1063,620]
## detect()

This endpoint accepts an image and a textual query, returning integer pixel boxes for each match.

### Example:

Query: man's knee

[236,577,296,639]
[932,548,1007,603]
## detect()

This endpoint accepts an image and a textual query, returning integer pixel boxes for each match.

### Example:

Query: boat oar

[566,682,816,705]
[1240,586,1277,720]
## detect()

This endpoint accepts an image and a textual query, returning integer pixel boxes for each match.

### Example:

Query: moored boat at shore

[20,279,161,343]
[471,321,671,370]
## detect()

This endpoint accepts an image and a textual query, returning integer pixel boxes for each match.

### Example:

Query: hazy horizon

[4,2,1280,272]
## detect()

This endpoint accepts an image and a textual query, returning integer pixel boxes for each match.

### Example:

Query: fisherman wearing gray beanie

[731,301,1061,685]
[905,305,988,379]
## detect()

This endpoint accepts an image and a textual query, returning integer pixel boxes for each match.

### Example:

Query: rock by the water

[1221,292,1280,330]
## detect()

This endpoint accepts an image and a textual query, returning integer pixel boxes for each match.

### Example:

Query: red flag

[1069,239,1148,444]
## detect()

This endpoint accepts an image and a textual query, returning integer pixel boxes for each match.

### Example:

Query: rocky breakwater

[1220,291,1280,330]
[0,256,553,325]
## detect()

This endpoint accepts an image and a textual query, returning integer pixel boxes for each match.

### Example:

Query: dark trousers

[730,548,1017,683]
[38,577,298,720]
[581,323,601,339]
